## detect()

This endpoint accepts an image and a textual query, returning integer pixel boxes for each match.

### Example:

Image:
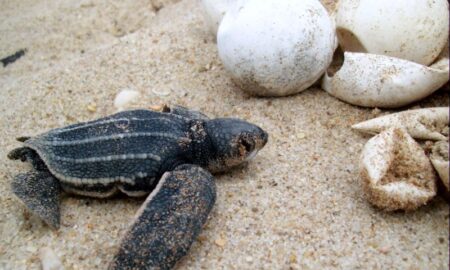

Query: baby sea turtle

[7,105,268,270]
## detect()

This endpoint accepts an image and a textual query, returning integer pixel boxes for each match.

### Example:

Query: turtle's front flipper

[11,170,61,229]
[164,105,210,120]
[109,165,216,270]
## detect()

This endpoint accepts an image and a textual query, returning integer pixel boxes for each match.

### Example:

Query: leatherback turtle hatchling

[8,105,268,269]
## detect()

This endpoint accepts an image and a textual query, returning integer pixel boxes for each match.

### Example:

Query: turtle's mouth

[245,150,258,161]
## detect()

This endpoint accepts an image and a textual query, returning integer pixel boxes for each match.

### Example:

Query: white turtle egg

[114,89,141,111]
[200,0,237,35]
[217,0,337,96]
[334,0,449,66]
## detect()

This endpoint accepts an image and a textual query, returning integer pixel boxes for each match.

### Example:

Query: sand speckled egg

[217,0,336,96]
[334,0,449,66]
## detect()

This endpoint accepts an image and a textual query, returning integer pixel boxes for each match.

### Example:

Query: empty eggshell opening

[334,0,449,65]
[325,47,345,77]
[360,128,437,211]
[335,27,366,53]
[322,52,450,108]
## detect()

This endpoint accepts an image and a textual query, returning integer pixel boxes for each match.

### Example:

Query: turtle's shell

[24,110,190,189]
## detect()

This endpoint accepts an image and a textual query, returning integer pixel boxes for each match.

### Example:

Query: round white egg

[335,0,449,66]
[217,0,336,96]
[201,0,237,36]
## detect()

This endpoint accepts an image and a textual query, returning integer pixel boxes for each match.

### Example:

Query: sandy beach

[0,0,448,269]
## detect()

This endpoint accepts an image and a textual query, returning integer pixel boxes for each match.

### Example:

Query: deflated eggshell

[430,141,449,191]
[334,0,449,65]
[322,52,449,108]
[352,107,449,141]
[360,128,437,211]
[218,0,336,96]
[201,0,237,35]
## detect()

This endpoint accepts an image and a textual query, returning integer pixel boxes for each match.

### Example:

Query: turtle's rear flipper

[11,170,61,229]
[8,147,48,171]
[109,165,216,270]
[7,147,30,161]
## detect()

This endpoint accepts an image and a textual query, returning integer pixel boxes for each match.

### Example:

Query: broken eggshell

[430,141,449,191]
[200,0,237,36]
[322,52,449,108]
[218,0,337,96]
[352,107,449,141]
[360,127,437,211]
[334,0,449,66]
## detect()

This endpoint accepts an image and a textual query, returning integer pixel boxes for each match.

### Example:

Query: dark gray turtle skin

[7,105,268,270]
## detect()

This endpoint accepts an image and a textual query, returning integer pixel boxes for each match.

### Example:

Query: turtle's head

[204,118,268,173]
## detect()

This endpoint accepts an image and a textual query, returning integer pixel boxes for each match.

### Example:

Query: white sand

[0,0,448,269]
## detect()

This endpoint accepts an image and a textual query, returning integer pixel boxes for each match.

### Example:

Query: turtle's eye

[240,137,254,153]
